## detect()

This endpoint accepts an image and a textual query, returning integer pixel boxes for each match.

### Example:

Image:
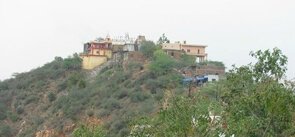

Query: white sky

[0,0,294,80]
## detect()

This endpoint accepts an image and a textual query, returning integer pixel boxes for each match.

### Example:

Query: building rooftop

[162,43,207,48]
[182,44,207,47]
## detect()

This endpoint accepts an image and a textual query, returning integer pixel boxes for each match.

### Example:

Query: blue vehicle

[182,75,208,86]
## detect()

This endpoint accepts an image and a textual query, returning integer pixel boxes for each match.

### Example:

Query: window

[171,52,174,56]
[187,49,190,52]
[198,49,200,54]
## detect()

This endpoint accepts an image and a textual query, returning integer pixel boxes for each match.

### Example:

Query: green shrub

[96,86,112,98]
[110,120,126,133]
[66,73,86,89]
[198,60,225,67]
[0,90,13,104]
[111,71,131,84]
[78,80,86,89]
[114,88,129,99]
[97,109,111,117]
[154,89,164,101]
[86,110,94,117]
[0,103,7,120]
[34,80,46,89]
[7,111,19,122]
[123,80,132,88]
[16,92,26,100]
[145,79,160,92]
[67,73,81,87]
[138,99,155,113]
[176,54,196,68]
[119,128,130,137]
[16,106,24,114]
[157,73,182,89]
[0,125,12,137]
[40,104,50,111]
[64,104,83,120]
[57,80,67,91]
[69,89,89,100]
[54,96,70,110]
[149,50,176,76]
[48,92,56,102]
[130,92,149,103]
[73,125,106,137]
[133,85,142,93]
[18,127,34,137]
[133,73,151,86]
[174,87,186,95]
[33,116,44,126]
[127,62,143,71]
[100,66,110,74]
[24,95,39,105]
[140,41,157,58]
[63,53,82,70]
[102,98,121,111]
[53,93,84,120]
[0,82,9,91]
[0,112,7,120]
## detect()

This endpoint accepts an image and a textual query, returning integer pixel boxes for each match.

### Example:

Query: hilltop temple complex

[80,35,225,79]
[80,34,145,69]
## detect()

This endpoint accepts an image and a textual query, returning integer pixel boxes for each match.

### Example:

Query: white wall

[207,75,219,82]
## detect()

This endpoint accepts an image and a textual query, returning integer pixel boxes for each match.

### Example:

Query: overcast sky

[0,0,294,80]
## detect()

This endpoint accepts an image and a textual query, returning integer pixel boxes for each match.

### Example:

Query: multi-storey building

[80,38,112,69]
[162,41,208,62]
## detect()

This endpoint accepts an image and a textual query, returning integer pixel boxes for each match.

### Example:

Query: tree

[139,41,157,59]
[176,54,196,68]
[221,47,295,136]
[63,53,82,70]
[149,50,176,76]
[250,47,287,81]
[157,33,170,45]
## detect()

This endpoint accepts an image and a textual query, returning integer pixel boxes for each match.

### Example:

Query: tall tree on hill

[157,33,170,45]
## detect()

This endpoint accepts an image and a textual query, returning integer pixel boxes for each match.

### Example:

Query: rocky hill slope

[0,44,194,137]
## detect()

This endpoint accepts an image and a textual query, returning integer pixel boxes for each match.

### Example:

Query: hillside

[1,43,294,137]
[0,43,195,137]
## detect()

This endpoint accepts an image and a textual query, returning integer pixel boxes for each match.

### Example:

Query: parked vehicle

[182,75,208,86]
